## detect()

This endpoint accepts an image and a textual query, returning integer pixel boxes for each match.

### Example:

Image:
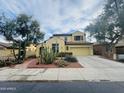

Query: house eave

[53,34,72,36]
[65,42,93,45]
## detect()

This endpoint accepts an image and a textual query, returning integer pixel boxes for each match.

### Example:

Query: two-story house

[36,31,93,56]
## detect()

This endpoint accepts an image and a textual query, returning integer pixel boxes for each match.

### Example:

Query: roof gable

[72,31,84,35]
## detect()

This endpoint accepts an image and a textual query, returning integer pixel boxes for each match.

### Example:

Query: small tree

[0,14,44,63]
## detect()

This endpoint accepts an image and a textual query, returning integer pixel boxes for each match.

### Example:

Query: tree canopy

[85,0,124,45]
[0,14,44,62]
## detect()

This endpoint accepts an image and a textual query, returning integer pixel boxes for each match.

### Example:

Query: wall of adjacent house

[0,48,18,57]
[93,44,114,59]
[0,47,36,58]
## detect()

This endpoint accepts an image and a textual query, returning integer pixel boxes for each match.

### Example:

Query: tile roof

[53,34,72,36]
[0,42,12,48]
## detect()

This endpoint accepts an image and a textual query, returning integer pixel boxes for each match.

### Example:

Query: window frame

[52,43,59,53]
[74,36,83,41]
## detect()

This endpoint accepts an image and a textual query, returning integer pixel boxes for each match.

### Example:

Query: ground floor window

[66,46,69,51]
[52,43,59,53]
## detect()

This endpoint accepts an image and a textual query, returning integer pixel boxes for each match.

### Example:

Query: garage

[116,46,124,61]
[115,39,124,61]
[69,47,91,56]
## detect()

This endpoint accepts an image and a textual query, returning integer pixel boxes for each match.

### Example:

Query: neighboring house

[36,31,93,57]
[93,44,106,55]
[114,37,124,61]
[0,42,18,57]
[93,37,124,61]
[0,42,36,57]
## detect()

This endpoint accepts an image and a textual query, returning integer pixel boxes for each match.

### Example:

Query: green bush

[57,52,72,57]
[0,60,5,67]
[0,58,17,67]
[64,55,78,62]
[41,48,57,64]
[9,59,18,65]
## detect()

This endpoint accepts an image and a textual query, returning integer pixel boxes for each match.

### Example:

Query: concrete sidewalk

[0,56,124,81]
[0,68,83,81]
[0,68,124,81]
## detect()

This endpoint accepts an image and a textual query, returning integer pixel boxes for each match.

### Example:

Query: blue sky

[0,0,105,42]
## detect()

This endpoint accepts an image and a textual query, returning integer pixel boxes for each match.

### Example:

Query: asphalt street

[0,81,124,93]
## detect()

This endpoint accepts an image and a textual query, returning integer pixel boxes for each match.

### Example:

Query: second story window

[74,36,83,41]
[64,37,67,42]
[64,37,68,44]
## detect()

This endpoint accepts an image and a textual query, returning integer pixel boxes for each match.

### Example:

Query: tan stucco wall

[56,36,72,42]
[36,37,66,57]
[45,37,65,52]
[26,44,36,57]
[26,44,36,52]
[0,49,18,57]
[26,51,36,57]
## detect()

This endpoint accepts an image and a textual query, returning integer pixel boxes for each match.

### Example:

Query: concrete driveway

[77,56,124,81]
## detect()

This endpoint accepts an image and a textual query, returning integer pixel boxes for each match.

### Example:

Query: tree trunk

[12,46,17,60]
[22,47,26,62]
[22,42,27,62]
[11,42,18,61]
[18,41,22,63]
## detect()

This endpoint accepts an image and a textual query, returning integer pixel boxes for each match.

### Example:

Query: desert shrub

[64,55,78,62]
[5,58,17,66]
[0,60,5,67]
[41,49,57,64]
[54,60,69,67]
[11,60,18,65]
[0,58,17,67]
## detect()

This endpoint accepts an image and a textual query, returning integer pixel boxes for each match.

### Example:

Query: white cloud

[0,0,105,41]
